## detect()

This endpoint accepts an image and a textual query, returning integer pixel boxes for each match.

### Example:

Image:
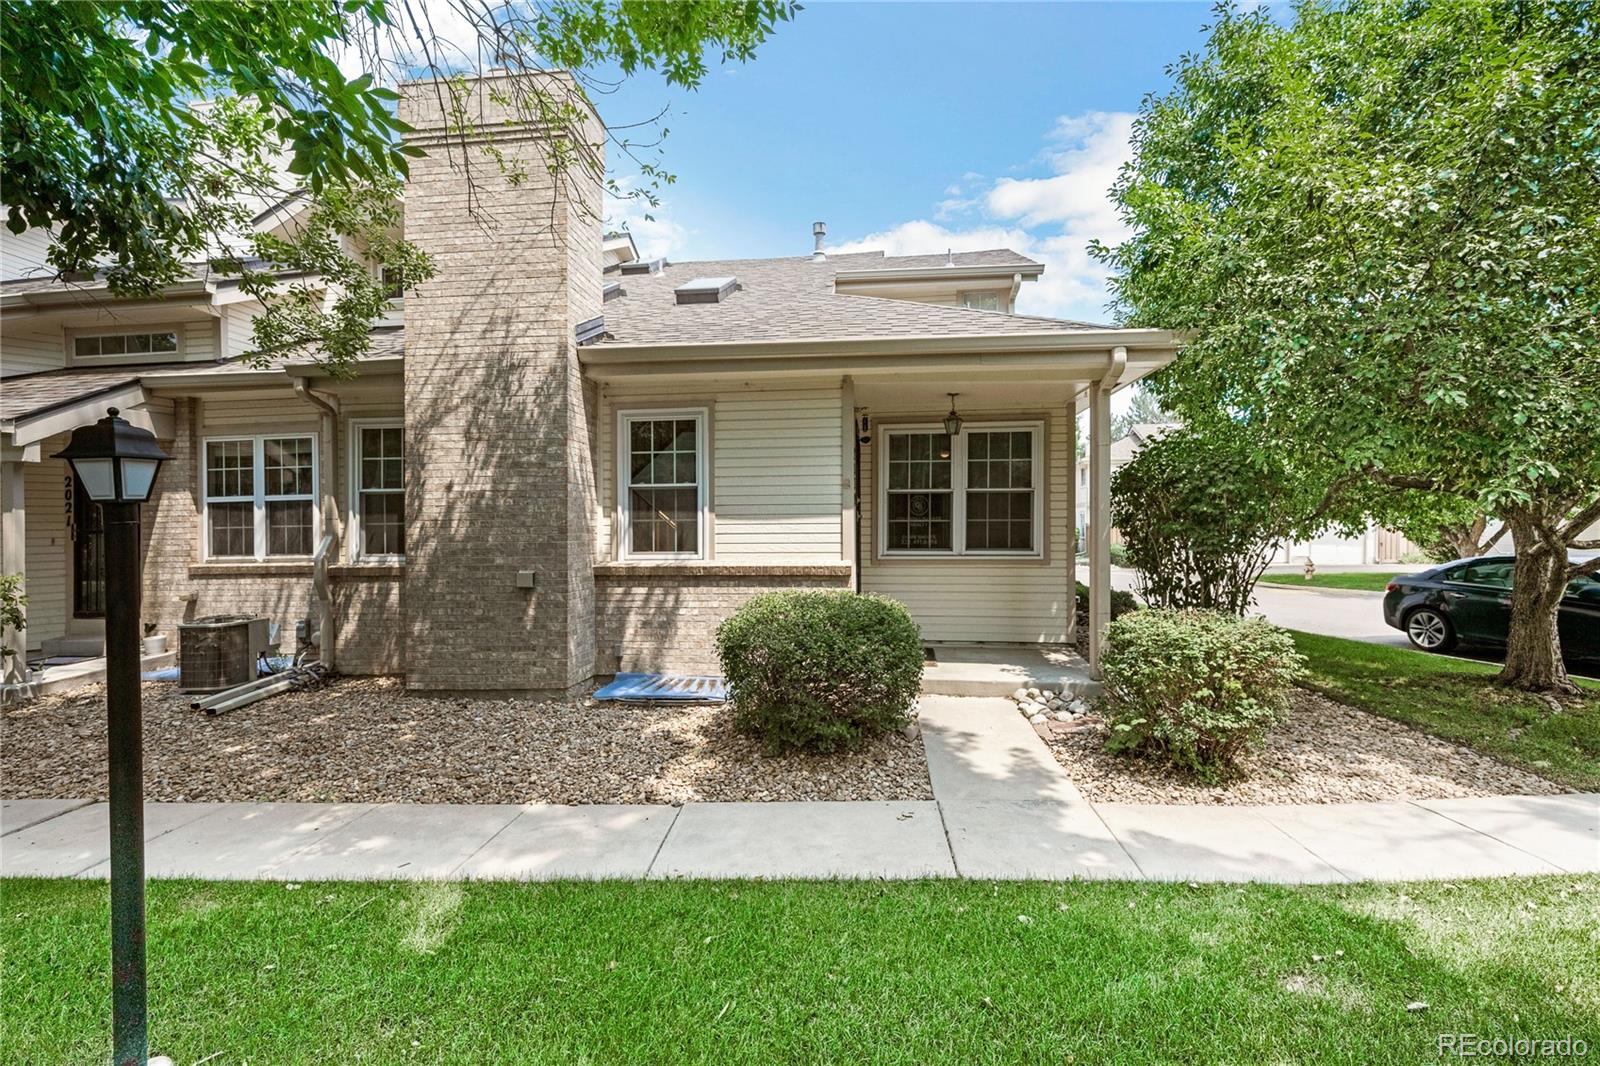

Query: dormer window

[74,330,179,359]
[381,267,404,301]
[959,291,1001,312]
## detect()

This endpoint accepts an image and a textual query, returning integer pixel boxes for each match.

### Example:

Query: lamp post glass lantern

[53,408,170,1066]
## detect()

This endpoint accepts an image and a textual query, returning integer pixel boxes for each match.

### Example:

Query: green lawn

[1292,631,1600,789]
[3,876,1597,1064]
[1259,571,1408,591]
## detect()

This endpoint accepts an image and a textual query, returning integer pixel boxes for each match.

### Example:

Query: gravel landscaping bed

[1041,689,1569,805]
[1,678,932,805]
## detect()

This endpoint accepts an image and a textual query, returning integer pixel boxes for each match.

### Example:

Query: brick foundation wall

[330,567,404,674]
[593,564,853,675]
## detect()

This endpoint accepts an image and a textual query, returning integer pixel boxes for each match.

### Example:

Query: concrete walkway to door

[4,697,1596,883]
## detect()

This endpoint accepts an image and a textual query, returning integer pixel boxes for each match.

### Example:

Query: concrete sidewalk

[6,790,1593,884]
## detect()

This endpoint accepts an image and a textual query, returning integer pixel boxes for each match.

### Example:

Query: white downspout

[293,379,340,671]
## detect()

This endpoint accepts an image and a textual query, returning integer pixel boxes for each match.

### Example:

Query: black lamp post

[54,408,170,1066]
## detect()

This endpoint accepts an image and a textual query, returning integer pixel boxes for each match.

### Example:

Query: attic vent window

[674,277,738,305]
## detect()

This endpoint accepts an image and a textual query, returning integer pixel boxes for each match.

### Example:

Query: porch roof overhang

[1,378,170,453]
[578,327,1180,384]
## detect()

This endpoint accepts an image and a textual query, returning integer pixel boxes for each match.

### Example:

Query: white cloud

[606,187,687,261]
[828,111,1136,324]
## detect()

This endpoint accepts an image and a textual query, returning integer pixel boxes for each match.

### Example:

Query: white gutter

[581,328,1180,367]
[833,263,1046,284]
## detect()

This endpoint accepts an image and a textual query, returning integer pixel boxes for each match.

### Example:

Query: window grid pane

[964,430,1034,553]
[886,431,954,552]
[266,500,314,556]
[357,426,405,557]
[264,437,314,498]
[208,501,253,557]
[205,440,254,499]
[625,416,700,555]
[360,492,405,556]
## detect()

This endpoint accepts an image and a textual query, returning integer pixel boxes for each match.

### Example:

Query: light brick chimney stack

[398,72,603,693]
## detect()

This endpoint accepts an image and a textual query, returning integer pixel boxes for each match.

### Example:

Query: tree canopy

[1,0,796,374]
[1095,0,1600,692]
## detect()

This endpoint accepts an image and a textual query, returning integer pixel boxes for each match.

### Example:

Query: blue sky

[600,2,1222,324]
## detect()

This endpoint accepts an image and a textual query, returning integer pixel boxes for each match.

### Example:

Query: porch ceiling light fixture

[942,393,963,437]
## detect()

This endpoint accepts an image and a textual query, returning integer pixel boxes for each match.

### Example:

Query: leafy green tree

[2,0,796,375]
[1112,423,1331,614]
[1095,0,1600,694]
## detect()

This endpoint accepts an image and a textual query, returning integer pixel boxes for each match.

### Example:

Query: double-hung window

[203,436,318,559]
[619,410,706,558]
[880,423,1042,557]
[351,423,405,559]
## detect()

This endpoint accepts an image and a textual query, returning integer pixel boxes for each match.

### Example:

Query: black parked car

[1382,555,1600,660]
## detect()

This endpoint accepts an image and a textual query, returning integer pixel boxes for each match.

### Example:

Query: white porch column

[841,375,857,586]
[1088,346,1127,673]
[1,461,26,680]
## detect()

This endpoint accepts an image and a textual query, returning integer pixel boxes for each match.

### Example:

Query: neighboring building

[0,74,1177,691]
[1073,422,1177,545]
[1075,424,1418,565]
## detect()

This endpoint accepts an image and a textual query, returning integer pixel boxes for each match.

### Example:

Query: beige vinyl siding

[219,304,263,358]
[200,394,320,435]
[184,319,219,361]
[597,381,844,563]
[22,448,71,648]
[1,327,65,376]
[1,223,54,281]
[860,404,1074,643]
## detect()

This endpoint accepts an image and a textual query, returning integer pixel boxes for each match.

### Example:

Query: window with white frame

[352,423,404,559]
[203,436,317,559]
[959,290,1002,312]
[74,330,179,359]
[880,424,1041,556]
[619,411,705,557]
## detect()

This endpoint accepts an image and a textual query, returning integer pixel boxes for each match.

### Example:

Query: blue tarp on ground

[593,672,727,702]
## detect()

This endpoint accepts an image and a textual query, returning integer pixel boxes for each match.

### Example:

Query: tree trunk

[1498,515,1576,696]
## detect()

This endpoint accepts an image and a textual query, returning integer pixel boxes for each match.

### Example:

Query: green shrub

[1075,581,1139,620]
[716,590,924,754]
[1108,542,1130,568]
[1100,609,1306,782]
[1111,423,1329,614]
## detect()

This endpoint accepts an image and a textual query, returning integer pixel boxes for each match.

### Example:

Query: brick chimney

[398,72,603,693]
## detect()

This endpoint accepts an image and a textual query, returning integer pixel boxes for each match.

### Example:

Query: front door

[71,476,106,618]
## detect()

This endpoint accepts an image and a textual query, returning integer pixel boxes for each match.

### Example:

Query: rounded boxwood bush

[1099,609,1306,782]
[716,590,924,754]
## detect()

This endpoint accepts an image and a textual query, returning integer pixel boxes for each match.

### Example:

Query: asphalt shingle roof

[595,249,1106,346]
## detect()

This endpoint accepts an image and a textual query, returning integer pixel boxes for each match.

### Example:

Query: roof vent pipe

[812,221,827,261]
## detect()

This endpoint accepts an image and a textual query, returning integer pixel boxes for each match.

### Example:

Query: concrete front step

[920,642,1100,698]
[28,650,177,698]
